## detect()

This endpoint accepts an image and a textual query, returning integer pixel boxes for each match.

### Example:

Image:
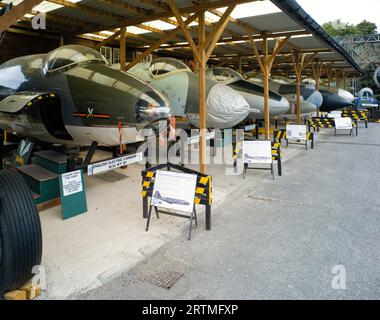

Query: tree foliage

[322,19,377,37]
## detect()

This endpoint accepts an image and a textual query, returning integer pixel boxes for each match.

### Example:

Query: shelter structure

[0,0,363,172]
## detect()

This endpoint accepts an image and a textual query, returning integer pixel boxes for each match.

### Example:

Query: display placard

[59,170,87,220]
[335,117,353,130]
[328,111,342,118]
[88,152,142,176]
[151,170,197,213]
[243,140,272,164]
[62,170,83,196]
[286,125,307,140]
[187,131,215,145]
[244,124,256,132]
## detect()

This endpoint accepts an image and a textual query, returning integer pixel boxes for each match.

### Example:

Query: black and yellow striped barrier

[308,117,358,135]
[307,117,335,129]
[233,141,282,176]
[141,163,212,230]
[341,110,368,128]
[273,130,314,150]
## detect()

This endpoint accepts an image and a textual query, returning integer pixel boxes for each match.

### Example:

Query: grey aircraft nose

[206,83,250,128]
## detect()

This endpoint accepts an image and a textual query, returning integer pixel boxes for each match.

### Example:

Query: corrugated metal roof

[11,0,361,75]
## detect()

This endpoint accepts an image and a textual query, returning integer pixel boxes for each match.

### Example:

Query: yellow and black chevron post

[273,130,314,150]
[141,163,212,230]
[341,110,368,128]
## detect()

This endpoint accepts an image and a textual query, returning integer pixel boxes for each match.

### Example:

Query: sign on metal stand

[59,169,87,220]
[242,140,275,180]
[334,117,354,136]
[147,170,198,240]
[141,163,212,240]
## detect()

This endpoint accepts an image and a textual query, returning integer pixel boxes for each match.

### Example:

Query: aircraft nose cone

[135,88,171,132]
[268,96,291,116]
[206,84,250,128]
[279,96,291,113]
[338,88,355,103]
[300,100,317,114]
[307,90,323,108]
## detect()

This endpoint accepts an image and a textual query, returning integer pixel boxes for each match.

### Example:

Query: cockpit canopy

[43,45,108,74]
[148,58,190,76]
[206,67,243,82]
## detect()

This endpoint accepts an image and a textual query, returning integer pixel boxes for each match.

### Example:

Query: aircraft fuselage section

[0,49,170,146]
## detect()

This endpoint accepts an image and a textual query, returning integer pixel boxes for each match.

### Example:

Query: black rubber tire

[0,169,42,293]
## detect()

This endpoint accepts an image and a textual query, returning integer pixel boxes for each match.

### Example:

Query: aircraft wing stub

[0,92,57,114]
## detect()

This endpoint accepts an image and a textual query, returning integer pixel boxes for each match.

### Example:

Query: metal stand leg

[188,207,195,240]
[206,205,211,231]
[271,163,275,180]
[145,204,153,232]
[143,196,148,218]
[154,206,160,219]
[83,141,98,167]
[194,207,198,228]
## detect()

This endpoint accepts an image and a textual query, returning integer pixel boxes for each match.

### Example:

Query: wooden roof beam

[0,0,43,32]
[79,0,254,33]
[125,12,200,71]
[48,0,126,20]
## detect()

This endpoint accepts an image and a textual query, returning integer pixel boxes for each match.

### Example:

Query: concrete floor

[39,134,299,299]
[68,123,380,300]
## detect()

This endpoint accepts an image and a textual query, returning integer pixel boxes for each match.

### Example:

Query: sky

[297,0,380,30]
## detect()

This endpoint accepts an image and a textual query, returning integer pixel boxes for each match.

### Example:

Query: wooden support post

[59,35,64,47]
[311,59,322,117]
[326,65,335,88]
[296,75,301,124]
[262,34,270,139]
[248,34,290,139]
[198,11,206,173]
[335,70,343,88]
[291,51,317,124]
[343,73,348,91]
[166,1,234,173]
[120,26,126,71]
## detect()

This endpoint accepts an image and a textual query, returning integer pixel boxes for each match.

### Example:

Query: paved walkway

[77,124,380,300]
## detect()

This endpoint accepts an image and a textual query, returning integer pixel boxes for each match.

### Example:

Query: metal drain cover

[142,271,184,289]
[95,170,127,182]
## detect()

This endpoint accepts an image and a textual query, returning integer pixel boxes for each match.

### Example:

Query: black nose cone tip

[320,91,353,112]
[135,89,171,125]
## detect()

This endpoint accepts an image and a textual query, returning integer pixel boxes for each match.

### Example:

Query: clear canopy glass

[149,58,189,76]
[44,45,108,73]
